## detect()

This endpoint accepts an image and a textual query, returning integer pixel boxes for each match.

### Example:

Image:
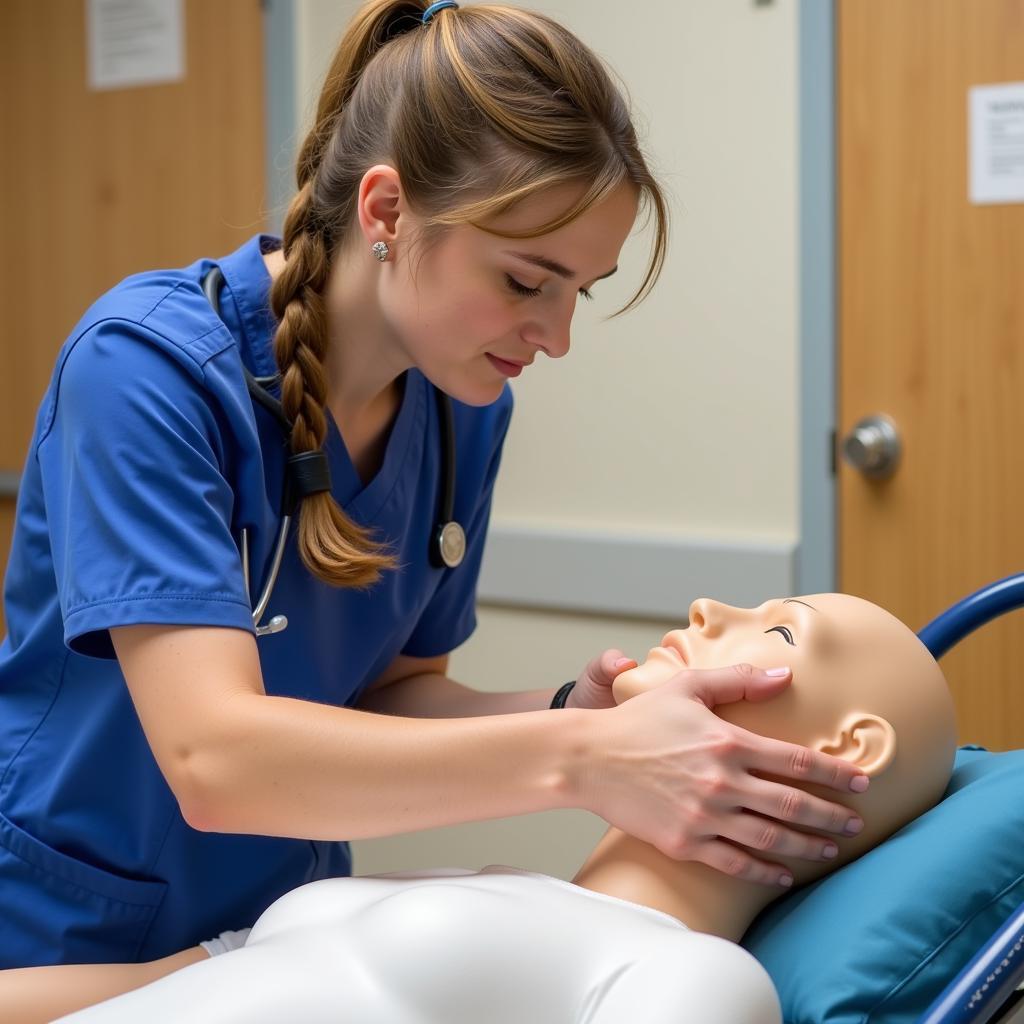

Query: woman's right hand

[574,665,870,886]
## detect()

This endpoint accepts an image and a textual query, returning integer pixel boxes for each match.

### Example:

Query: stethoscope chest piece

[433,521,466,569]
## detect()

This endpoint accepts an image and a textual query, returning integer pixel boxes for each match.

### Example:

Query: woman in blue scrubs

[0,0,869,969]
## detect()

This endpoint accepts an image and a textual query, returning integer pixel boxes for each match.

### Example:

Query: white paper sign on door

[969,82,1024,205]
[87,0,185,92]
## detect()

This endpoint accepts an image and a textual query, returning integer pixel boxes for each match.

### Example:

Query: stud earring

[371,241,390,262]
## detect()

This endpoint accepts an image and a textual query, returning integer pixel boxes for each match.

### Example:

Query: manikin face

[377,178,639,406]
[615,595,857,743]
[614,593,958,865]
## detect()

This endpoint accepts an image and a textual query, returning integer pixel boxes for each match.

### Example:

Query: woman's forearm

[0,946,208,1023]
[355,672,557,717]
[183,691,596,840]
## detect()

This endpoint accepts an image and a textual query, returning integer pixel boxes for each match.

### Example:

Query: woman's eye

[505,274,594,301]
[505,274,542,297]
[765,625,795,646]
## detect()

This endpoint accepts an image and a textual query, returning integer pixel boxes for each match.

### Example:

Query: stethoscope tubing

[242,522,292,632]
[199,263,464,639]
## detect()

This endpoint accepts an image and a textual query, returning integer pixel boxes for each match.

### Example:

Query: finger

[597,648,624,674]
[719,809,842,862]
[691,838,794,889]
[610,654,637,677]
[744,732,872,796]
[590,649,635,684]
[743,777,865,837]
[575,652,606,686]
[680,663,792,709]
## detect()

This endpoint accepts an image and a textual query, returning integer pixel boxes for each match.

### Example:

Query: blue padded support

[915,572,1024,1023]
[916,900,1024,1024]
[917,573,1024,660]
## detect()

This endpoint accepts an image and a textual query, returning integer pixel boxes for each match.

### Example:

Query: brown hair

[271,0,669,588]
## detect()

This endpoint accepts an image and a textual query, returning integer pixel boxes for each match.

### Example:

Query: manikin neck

[570,828,783,942]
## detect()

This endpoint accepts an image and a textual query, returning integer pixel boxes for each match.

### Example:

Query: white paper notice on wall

[87,0,185,92]
[969,82,1024,205]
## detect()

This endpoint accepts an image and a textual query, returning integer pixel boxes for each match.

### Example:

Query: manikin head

[614,593,958,886]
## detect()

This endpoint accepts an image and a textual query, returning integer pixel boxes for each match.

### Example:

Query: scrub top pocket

[0,808,167,967]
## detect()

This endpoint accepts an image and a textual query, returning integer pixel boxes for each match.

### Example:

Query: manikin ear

[814,713,897,777]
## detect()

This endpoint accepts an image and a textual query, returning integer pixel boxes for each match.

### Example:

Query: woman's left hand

[567,650,638,710]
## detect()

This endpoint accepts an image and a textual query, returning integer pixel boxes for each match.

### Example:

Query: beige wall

[290,0,800,877]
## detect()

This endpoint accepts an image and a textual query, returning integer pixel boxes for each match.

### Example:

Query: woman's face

[383,179,639,406]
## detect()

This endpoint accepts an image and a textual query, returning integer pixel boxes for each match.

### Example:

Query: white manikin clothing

[56,865,782,1024]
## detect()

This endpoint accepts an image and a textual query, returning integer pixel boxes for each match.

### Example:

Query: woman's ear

[356,164,403,246]
[815,713,897,777]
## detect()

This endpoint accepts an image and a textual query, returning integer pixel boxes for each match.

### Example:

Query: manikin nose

[688,598,735,636]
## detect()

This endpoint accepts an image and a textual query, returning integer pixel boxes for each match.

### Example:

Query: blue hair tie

[422,1,459,24]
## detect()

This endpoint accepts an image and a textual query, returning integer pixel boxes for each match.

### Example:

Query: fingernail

[849,775,870,793]
[823,843,838,859]
[779,874,793,888]
[765,667,791,677]
[844,817,864,836]
[614,657,636,669]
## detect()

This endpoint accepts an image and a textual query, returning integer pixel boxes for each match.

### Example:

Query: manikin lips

[659,636,690,666]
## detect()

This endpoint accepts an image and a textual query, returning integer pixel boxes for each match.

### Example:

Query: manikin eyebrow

[782,597,840,655]
[503,250,619,282]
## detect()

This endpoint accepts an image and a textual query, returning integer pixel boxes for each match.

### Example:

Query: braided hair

[271,1,669,587]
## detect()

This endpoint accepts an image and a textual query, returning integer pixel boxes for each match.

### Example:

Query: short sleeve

[37,320,254,658]
[400,390,513,659]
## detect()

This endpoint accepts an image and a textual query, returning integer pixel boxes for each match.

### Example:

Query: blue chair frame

[916,573,1024,1024]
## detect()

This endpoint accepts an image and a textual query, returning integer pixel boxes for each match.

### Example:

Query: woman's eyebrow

[783,598,819,613]
[503,250,618,282]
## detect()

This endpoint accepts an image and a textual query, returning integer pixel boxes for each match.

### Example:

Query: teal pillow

[742,747,1024,1024]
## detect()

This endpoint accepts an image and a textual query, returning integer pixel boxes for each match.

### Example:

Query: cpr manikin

[54,595,957,1024]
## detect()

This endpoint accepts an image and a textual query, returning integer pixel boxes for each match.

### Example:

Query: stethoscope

[200,266,466,638]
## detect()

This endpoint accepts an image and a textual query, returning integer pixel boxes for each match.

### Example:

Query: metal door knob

[841,415,902,478]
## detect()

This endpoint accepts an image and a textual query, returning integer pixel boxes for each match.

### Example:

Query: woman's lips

[486,354,525,378]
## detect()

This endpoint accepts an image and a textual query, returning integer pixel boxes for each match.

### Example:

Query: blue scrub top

[0,235,513,967]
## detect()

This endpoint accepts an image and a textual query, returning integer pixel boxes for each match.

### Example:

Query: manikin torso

[57,866,781,1024]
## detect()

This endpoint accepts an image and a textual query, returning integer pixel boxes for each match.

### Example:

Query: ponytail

[267,2,425,588]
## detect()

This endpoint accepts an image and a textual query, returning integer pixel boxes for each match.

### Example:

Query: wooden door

[0,0,267,633]
[838,0,1024,749]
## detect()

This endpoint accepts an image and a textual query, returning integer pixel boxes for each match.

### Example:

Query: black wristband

[550,681,576,709]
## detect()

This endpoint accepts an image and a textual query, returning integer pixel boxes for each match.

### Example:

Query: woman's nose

[544,314,572,360]
[525,301,574,360]
[535,323,571,360]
